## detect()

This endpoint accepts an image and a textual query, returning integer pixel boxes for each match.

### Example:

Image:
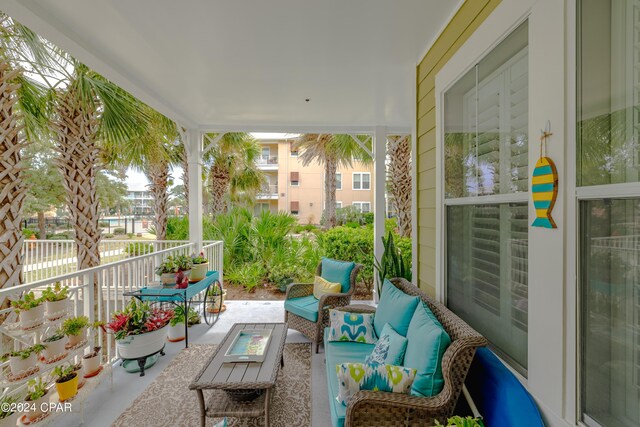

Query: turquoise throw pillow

[374,279,420,337]
[335,362,416,406]
[328,310,377,344]
[321,258,356,293]
[403,302,451,397]
[364,323,408,366]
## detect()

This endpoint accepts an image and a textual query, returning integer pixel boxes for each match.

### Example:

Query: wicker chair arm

[332,304,376,314]
[285,282,314,300]
[345,390,449,427]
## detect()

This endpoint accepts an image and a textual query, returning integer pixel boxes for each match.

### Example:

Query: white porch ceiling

[0,0,458,130]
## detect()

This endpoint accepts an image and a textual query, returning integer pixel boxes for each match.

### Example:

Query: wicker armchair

[284,261,362,353]
[334,278,487,426]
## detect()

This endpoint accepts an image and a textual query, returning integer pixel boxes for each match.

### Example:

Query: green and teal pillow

[335,362,417,406]
[328,310,377,344]
[364,323,408,366]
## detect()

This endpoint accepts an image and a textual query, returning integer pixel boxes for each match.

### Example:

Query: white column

[373,126,387,302]
[186,129,203,251]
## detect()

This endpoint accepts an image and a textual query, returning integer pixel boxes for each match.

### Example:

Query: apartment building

[254,135,374,224]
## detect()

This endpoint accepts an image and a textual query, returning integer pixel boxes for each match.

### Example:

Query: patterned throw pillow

[313,276,342,299]
[328,310,377,344]
[364,323,408,366]
[335,362,417,405]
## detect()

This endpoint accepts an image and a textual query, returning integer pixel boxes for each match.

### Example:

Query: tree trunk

[37,211,46,240]
[181,146,189,213]
[387,135,412,237]
[147,160,170,241]
[52,86,101,270]
[209,163,230,216]
[324,156,338,228]
[0,62,27,297]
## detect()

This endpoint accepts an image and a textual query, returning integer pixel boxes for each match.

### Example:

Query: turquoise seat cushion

[364,323,408,366]
[403,302,451,397]
[324,328,376,427]
[373,279,420,337]
[284,295,319,322]
[322,258,356,293]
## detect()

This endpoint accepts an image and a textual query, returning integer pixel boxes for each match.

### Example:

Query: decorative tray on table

[223,329,272,363]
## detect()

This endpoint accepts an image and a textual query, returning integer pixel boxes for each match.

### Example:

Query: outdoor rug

[113,343,312,427]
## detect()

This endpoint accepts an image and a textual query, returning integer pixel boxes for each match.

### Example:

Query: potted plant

[82,321,104,377]
[53,365,78,402]
[62,316,90,347]
[11,292,45,329]
[107,299,173,360]
[167,306,200,342]
[434,416,484,427]
[0,394,20,425]
[155,255,192,285]
[25,377,49,421]
[42,330,68,361]
[207,282,227,314]
[189,252,209,282]
[1,344,45,376]
[42,282,69,321]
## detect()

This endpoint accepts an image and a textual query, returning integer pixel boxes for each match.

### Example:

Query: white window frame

[352,201,371,213]
[336,201,343,209]
[336,172,342,190]
[352,172,371,190]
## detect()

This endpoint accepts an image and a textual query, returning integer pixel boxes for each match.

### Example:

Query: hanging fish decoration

[531,125,558,229]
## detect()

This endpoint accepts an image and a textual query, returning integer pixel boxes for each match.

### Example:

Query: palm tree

[293,134,371,228]
[204,133,265,216]
[387,135,412,237]
[1,19,148,270]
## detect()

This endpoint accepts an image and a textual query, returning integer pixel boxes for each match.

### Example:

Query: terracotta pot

[19,304,44,329]
[160,272,175,285]
[55,373,78,402]
[116,326,168,359]
[9,353,37,376]
[43,336,68,360]
[167,322,185,342]
[82,351,101,376]
[66,326,87,347]
[189,263,208,282]
[45,299,68,320]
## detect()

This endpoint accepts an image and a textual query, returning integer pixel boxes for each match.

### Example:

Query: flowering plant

[106,299,173,340]
[190,252,208,265]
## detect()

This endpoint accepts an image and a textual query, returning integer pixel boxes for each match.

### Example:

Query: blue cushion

[284,295,318,322]
[465,348,544,427]
[403,302,450,397]
[373,279,420,337]
[324,328,376,427]
[365,323,408,366]
[321,258,356,293]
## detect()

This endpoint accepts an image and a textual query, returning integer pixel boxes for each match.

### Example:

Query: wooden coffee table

[189,322,287,427]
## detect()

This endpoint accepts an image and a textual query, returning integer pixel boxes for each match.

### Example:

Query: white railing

[21,240,189,283]
[202,240,224,287]
[256,155,278,165]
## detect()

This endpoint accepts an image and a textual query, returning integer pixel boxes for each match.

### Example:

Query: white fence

[21,240,189,282]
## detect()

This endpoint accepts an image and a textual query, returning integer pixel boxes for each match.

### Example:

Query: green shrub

[104,233,115,238]
[124,242,154,256]
[98,221,110,228]
[113,227,125,235]
[362,212,374,225]
[47,231,73,240]
[22,229,38,239]
[345,221,360,228]
[225,263,265,292]
[318,226,374,291]
[395,236,412,266]
[293,224,317,234]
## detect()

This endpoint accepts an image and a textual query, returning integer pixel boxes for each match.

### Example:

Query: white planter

[116,326,168,359]
[25,392,49,421]
[45,299,68,320]
[43,336,68,360]
[160,272,175,285]
[82,352,101,376]
[19,304,44,329]
[9,353,37,376]
[190,263,208,282]
[167,322,185,342]
[66,326,87,347]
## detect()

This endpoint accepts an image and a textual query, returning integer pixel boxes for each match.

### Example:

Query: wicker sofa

[284,259,362,353]
[324,278,487,427]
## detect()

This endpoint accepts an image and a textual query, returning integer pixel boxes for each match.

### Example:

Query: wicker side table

[189,323,287,427]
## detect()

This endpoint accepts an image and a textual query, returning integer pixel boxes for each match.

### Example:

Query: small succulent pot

[45,299,68,321]
[19,305,45,329]
[209,290,227,313]
[160,272,175,285]
[66,327,87,347]
[25,391,49,421]
[82,349,101,377]
[55,373,78,402]
[189,263,208,282]
[9,353,38,376]
[167,322,186,342]
[42,336,68,360]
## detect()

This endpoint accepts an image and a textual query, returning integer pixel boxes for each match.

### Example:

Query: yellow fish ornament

[531,128,558,229]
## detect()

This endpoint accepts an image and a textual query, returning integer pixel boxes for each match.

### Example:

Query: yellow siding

[416,0,501,296]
